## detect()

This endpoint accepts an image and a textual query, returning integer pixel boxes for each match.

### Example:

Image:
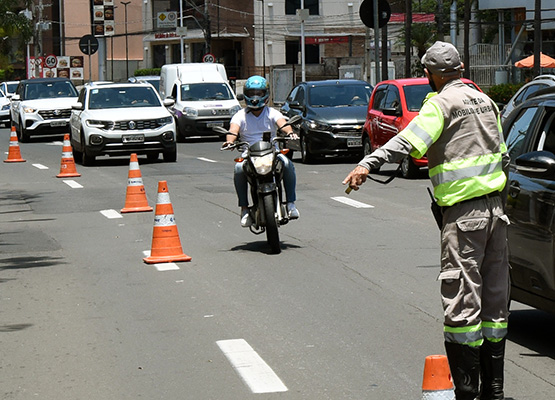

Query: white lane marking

[100,209,123,219]
[32,164,49,170]
[217,339,288,394]
[63,180,83,188]
[141,251,180,271]
[154,263,180,271]
[197,157,217,163]
[331,196,374,208]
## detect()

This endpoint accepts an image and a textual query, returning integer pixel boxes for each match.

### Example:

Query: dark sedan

[502,86,555,313]
[280,79,373,163]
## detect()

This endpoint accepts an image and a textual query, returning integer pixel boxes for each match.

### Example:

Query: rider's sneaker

[241,208,253,228]
[287,202,300,219]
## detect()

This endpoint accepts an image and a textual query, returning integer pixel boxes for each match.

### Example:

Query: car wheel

[300,134,313,164]
[362,135,380,172]
[71,132,83,163]
[163,148,177,162]
[175,117,186,142]
[17,121,30,142]
[82,140,95,166]
[400,156,419,179]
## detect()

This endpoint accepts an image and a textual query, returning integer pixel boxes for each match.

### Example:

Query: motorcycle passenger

[223,75,300,227]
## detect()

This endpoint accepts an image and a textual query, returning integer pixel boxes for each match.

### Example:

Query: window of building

[285,0,319,15]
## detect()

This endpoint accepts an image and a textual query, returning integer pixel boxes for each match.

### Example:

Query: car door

[10,82,23,126]
[378,85,402,143]
[505,105,555,304]
[366,84,387,150]
[70,88,87,143]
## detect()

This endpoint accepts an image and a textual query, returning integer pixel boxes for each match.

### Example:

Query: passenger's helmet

[244,75,269,110]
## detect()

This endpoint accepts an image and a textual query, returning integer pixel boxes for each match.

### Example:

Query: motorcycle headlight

[251,153,274,175]
[183,107,198,117]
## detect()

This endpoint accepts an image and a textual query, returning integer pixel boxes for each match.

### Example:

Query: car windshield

[143,79,160,92]
[24,81,78,100]
[180,83,233,101]
[308,84,372,107]
[88,86,162,109]
[403,84,432,112]
[6,83,18,93]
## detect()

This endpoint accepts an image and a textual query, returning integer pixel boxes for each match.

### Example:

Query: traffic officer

[343,41,510,400]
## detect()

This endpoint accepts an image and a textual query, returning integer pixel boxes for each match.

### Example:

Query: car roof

[303,79,372,86]
[20,77,73,84]
[86,81,155,89]
[531,74,555,83]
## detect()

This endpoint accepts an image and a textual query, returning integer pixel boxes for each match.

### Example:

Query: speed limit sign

[203,53,215,63]
[44,54,57,68]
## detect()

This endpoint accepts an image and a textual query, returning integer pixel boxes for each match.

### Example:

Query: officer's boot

[479,338,506,400]
[445,341,481,400]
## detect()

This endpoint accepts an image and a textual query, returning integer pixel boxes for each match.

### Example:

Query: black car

[502,87,555,313]
[280,79,373,163]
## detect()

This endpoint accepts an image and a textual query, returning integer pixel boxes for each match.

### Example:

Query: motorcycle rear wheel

[263,195,281,254]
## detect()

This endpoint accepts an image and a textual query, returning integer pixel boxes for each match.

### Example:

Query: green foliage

[133,68,161,77]
[486,82,524,105]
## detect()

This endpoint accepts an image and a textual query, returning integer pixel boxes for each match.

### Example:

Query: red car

[362,77,483,178]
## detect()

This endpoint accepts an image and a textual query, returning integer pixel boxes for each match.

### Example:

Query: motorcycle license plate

[347,138,362,147]
[122,134,144,143]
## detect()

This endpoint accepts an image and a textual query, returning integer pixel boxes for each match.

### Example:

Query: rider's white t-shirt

[230,106,285,146]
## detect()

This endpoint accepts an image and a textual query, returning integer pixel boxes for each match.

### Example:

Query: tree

[0,0,33,79]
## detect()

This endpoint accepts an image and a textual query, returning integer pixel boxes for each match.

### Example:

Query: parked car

[0,89,11,127]
[363,77,483,178]
[0,80,19,97]
[280,79,373,163]
[502,86,555,313]
[10,78,79,142]
[69,81,177,166]
[128,75,161,93]
[500,74,555,124]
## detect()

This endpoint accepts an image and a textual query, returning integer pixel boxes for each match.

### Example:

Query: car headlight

[23,106,36,113]
[158,116,172,126]
[86,120,113,130]
[307,119,331,131]
[230,105,241,116]
[183,107,198,117]
[251,153,274,175]
[2,104,10,111]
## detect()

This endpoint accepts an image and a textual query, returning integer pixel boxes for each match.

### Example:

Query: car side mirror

[382,107,401,117]
[515,151,555,179]
[11,94,20,101]
[72,102,84,111]
[163,98,175,107]
[289,101,304,111]
[236,93,245,101]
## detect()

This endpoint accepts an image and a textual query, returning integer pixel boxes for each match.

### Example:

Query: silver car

[500,74,555,123]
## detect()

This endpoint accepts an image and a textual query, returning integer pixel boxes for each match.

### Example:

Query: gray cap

[421,41,463,75]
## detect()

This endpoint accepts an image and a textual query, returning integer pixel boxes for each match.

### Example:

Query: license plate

[50,121,67,127]
[347,138,362,147]
[122,134,144,143]
[207,122,224,128]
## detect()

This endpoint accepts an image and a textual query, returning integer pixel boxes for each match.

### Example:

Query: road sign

[359,0,391,29]
[79,35,99,55]
[203,53,215,63]
[44,54,57,68]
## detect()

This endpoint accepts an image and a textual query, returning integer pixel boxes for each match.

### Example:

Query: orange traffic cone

[143,180,191,264]
[4,125,26,163]
[421,355,455,400]
[121,153,153,213]
[56,134,81,178]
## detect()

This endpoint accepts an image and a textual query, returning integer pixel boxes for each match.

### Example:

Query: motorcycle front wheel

[262,194,281,254]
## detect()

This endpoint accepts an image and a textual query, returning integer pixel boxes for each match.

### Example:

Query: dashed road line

[331,196,374,208]
[197,157,217,163]
[217,339,288,394]
[32,164,49,170]
[63,180,83,188]
[100,209,123,219]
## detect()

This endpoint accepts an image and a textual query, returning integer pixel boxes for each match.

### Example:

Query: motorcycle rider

[223,75,300,227]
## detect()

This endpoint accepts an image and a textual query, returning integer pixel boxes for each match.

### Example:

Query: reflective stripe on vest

[482,321,508,342]
[444,324,484,347]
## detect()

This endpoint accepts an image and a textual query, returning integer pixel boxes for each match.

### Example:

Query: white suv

[69,81,177,166]
[10,78,79,141]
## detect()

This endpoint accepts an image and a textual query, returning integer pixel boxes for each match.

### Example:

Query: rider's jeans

[234,154,297,207]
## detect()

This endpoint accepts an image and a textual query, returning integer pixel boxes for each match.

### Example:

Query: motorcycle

[214,115,301,254]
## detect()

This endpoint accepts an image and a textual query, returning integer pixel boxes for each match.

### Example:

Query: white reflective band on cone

[129,161,139,169]
[422,389,455,399]
[156,192,171,204]
[154,214,176,227]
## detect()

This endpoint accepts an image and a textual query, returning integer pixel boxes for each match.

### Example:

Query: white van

[160,63,241,140]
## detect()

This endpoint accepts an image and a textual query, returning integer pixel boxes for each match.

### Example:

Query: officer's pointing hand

[342,166,370,191]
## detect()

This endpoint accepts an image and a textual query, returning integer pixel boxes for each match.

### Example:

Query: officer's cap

[421,41,464,76]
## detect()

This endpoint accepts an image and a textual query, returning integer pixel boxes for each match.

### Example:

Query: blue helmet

[244,75,269,110]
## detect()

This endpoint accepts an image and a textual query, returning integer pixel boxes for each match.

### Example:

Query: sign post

[79,35,99,82]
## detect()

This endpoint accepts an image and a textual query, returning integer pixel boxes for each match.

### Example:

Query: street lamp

[121,1,131,78]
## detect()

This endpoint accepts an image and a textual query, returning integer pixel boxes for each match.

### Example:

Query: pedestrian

[223,75,300,227]
[342,41,510,400]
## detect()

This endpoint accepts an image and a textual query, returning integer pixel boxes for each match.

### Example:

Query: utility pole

[533,0,541,76]
[404,0,411,78]
[121,1,130,78]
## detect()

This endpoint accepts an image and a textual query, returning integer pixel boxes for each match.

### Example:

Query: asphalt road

[1,127,554,399]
